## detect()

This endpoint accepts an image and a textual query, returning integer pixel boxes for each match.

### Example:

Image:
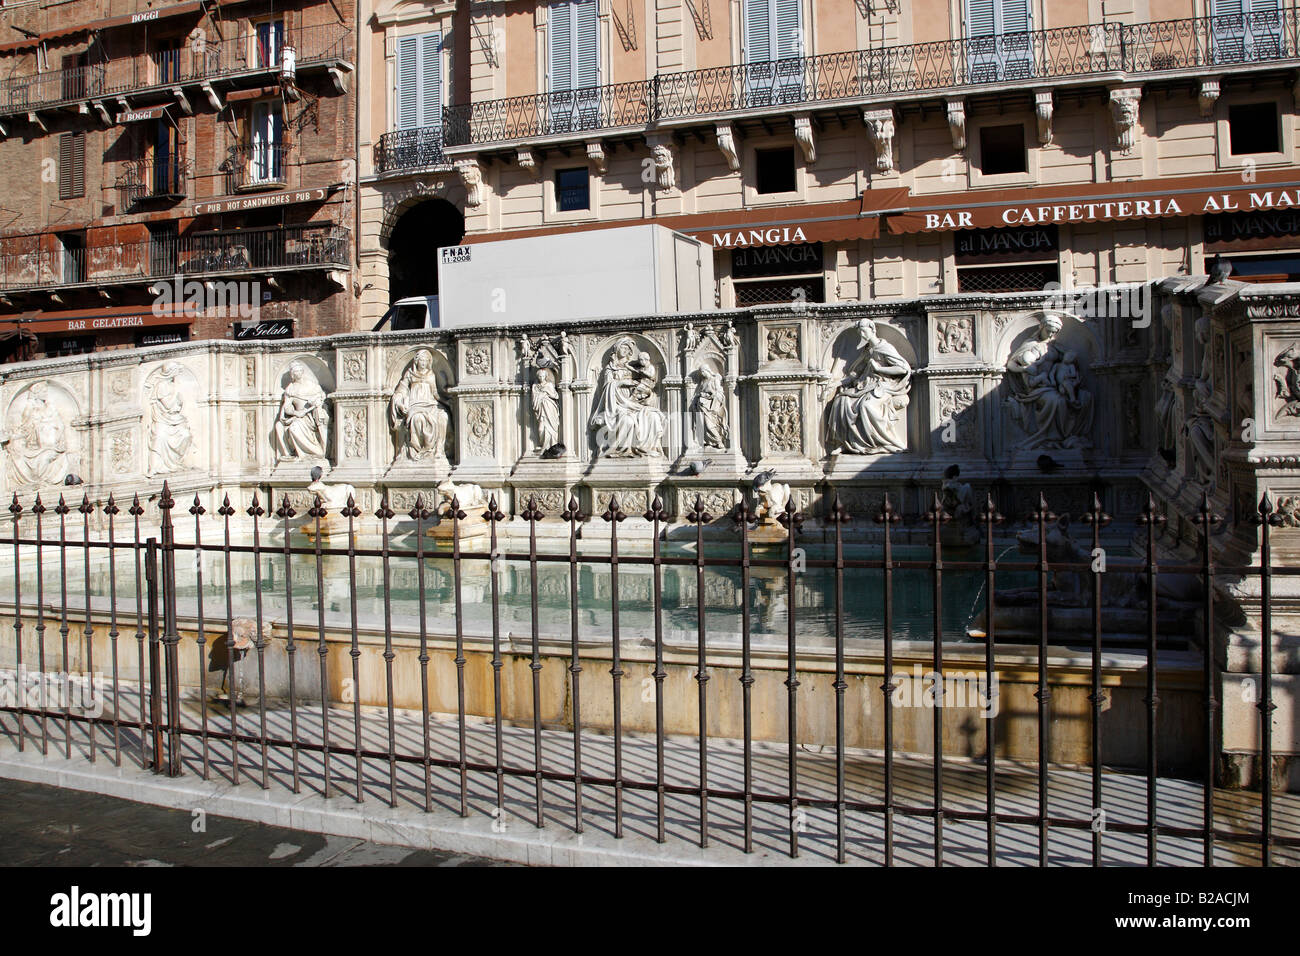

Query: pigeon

[1209,254,1233,284]
[540,443,566,460]
[752,469,775,488]
[679,458,712,476]
[63,474,83,486]
[1158,447,1176,468]
[943,464,961,481]
[1036,454,1062,474]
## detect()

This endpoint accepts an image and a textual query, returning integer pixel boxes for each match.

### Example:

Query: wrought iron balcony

[374,126,450,175]
[0,223,350,291]
[439,11,1299,151]
[115,156,191,208]
[223,143,291,192]
[0,22,351,119]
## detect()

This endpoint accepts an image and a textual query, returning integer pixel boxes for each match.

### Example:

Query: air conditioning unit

[280,46,296,81]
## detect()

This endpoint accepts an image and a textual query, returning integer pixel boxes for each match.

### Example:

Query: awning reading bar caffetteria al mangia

[866,169,1300,235]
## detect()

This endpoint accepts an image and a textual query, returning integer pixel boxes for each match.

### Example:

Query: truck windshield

[390,304,427,331]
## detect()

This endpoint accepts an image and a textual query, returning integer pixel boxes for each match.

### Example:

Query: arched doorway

[386,198,464,303]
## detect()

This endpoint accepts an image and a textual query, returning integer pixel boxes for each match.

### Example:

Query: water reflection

[0,530,1044,647]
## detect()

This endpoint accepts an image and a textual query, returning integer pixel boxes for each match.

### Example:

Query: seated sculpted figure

[589,337,666,457]
[1004,314,1094,450]
[825,318,912,455]
[391,349,451,463]
[273,361,330,462]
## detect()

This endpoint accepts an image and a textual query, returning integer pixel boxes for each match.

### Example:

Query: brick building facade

[0,0,356,360]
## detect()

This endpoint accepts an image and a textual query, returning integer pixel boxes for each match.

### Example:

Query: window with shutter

[965,0,1033,83]
[547,1,600,131]
[58,132,85,200]
[249,101,284,185]
[743,0,804,106]
[396,32,442,131]
[1211,0,1282,63]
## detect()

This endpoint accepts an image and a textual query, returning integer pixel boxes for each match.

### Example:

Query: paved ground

[2,687,1296,866]
[0,776,514,867]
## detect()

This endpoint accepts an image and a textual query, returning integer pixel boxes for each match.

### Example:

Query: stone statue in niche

[522,334,571,458]
[825,318,912,455]
[390,349,451,464]
[145,362,194,476]
[273,361,330,463]
[1004,313,1094,450]
[590,337,666,457]
[689,366,729,450]
[1274,342,1300,417]
[3,382,71,487]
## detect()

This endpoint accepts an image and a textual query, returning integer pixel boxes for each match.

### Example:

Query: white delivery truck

[433,224,715,329]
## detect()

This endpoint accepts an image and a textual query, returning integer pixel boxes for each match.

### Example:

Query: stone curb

[0,750,804,867]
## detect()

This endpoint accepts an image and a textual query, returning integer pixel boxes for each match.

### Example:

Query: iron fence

[437,11,1299,151]
[0,482,1292,865]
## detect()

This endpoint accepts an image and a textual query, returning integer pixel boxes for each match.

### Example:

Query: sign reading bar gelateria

[194,188,328,216]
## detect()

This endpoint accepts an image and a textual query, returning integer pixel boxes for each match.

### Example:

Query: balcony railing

[0,64,107,113]
[0,223,350,291]
[0,22,350,118]
[373,126,450,175]
[432,11,1299,153]
[224,143,291,192]
[115,156,190,208]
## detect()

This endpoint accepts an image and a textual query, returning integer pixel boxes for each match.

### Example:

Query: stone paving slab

[1,692,1295,866]
[0,776,513,867]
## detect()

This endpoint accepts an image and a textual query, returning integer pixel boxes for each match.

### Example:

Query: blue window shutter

[967,0,995,37]
[775,0,802,58]
[549,2,573,92]
[420,32,442,128]
[574,0,599,89]
[397,35,419,129]
[999,0,1031,34]
[744,0,772,63]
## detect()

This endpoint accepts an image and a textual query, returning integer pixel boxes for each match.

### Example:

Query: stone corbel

[585,140,606,174]
[946,99,966,151]
[27,111,45,133]
[516,146,539,179]
[862,109,895,173]
[201,81,223,111]
[1109,87,1142,155]
[171,87,193,115]
[1199,78,1220,117]
[91,100,111,124]
[455,158,484,207]
[328,65,351,95]
[1035,90,1054,146]
[793,114,816,165]
[645,133,676,191]
[715,123,739,171]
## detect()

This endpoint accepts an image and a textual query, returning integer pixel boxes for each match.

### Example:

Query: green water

[0,533,1039,645]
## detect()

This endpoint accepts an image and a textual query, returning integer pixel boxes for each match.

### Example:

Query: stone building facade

[360,0,1300,329]
[0,0,357,359]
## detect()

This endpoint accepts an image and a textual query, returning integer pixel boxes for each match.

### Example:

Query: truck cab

[373,295,440,332]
